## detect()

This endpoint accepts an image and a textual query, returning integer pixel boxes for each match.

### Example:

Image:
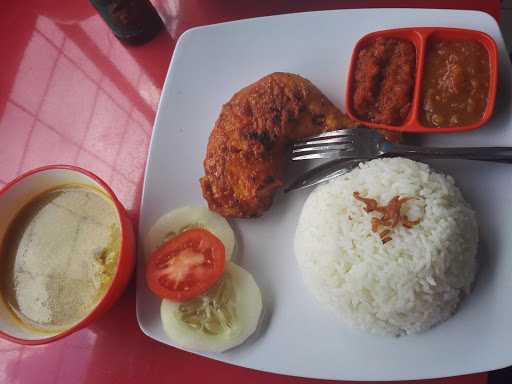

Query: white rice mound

[295,158,478,336]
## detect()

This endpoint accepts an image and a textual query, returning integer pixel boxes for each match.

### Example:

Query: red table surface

[0,1,500,383]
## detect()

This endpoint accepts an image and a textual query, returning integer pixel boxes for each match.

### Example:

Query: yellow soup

[0,184,121,333]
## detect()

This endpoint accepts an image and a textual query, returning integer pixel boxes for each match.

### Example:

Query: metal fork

[286,127,512,192]
[291,127,512,161]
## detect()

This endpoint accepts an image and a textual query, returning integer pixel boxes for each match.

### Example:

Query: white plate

[137,8,512,381]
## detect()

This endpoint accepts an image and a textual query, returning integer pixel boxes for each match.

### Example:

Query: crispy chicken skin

[200,72,359,218]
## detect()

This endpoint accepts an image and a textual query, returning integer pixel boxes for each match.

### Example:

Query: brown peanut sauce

[420,39,490,128]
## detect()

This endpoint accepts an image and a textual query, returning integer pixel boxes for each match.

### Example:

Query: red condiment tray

[345,27,498,133]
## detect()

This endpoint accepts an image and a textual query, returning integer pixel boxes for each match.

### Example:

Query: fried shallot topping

[353,191,421,243]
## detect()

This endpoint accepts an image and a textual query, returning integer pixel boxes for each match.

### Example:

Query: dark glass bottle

[90,0,163,45]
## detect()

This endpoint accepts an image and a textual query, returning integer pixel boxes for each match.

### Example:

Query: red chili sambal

[351,37,416,126]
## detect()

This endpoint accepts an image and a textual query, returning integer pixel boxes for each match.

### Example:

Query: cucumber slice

[161,262,262,353]
[144,205,235,260]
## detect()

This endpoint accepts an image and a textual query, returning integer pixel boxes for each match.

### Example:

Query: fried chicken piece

[200,72,360,218]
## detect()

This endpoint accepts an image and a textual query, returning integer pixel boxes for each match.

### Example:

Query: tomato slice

[146,228,225,301]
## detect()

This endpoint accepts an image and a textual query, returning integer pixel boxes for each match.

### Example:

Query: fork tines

[291,128,360,161]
